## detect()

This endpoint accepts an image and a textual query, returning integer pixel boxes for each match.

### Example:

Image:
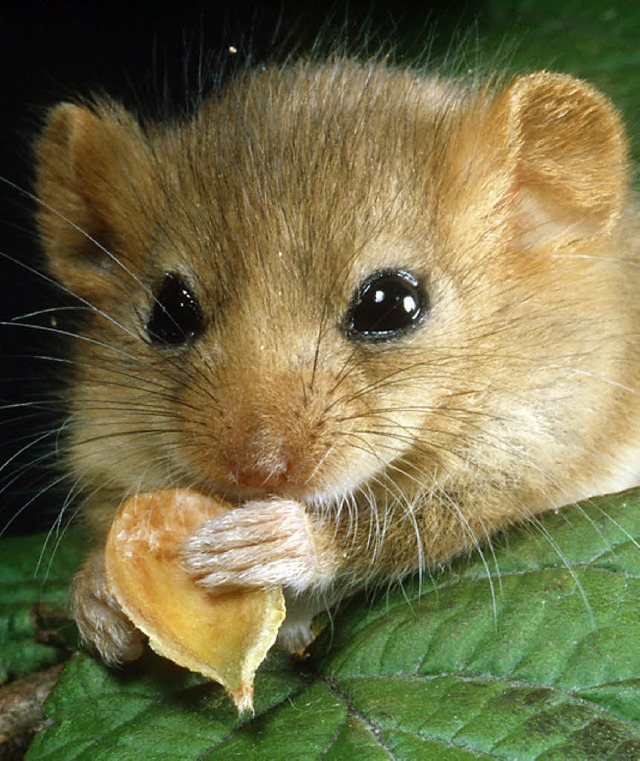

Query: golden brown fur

[34,60,640,661]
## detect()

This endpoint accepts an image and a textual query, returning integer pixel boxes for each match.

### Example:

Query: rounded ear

[35,101,151,301]
[497,72,628,247]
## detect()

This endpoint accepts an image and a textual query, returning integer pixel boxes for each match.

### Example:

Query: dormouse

[33,59,640,662]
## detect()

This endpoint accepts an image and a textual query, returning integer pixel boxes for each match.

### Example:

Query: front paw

[72,549,145,666]
[182,499,331,593]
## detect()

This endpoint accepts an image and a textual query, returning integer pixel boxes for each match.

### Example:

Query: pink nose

[227,458,292,492]
[237,468,287,489]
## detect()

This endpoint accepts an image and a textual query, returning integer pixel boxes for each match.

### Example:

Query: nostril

[227,458,292,491]
[238,468,287,489]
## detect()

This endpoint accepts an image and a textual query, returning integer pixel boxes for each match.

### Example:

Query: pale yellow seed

[105,488,286,713]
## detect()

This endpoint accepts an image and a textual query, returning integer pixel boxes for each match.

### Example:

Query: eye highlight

[146,273,204,346]
[344,269,428,342]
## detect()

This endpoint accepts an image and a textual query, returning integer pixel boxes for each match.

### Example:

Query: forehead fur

[140,61,472,293]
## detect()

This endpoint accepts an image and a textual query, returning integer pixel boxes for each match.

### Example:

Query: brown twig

[0,664,64,760]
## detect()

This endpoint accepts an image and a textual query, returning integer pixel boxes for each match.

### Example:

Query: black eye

[344,269,428,341]
[146,273,204,345]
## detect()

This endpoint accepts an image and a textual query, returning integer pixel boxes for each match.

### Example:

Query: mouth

[220,480,317,505]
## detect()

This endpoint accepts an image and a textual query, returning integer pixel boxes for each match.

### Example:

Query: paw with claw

[182,498,334,593]
[71,549,145,665]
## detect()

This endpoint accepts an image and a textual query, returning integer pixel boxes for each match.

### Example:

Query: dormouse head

[34,62,628,509]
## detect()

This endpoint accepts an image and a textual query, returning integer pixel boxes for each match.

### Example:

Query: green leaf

[0,529,83,681]
[25,491,640,760]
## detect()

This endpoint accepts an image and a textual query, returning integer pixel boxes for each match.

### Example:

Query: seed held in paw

[104,488,286,713]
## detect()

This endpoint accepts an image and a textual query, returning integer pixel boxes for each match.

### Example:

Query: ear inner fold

[499,72,628,246]
[34,102,151,300]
